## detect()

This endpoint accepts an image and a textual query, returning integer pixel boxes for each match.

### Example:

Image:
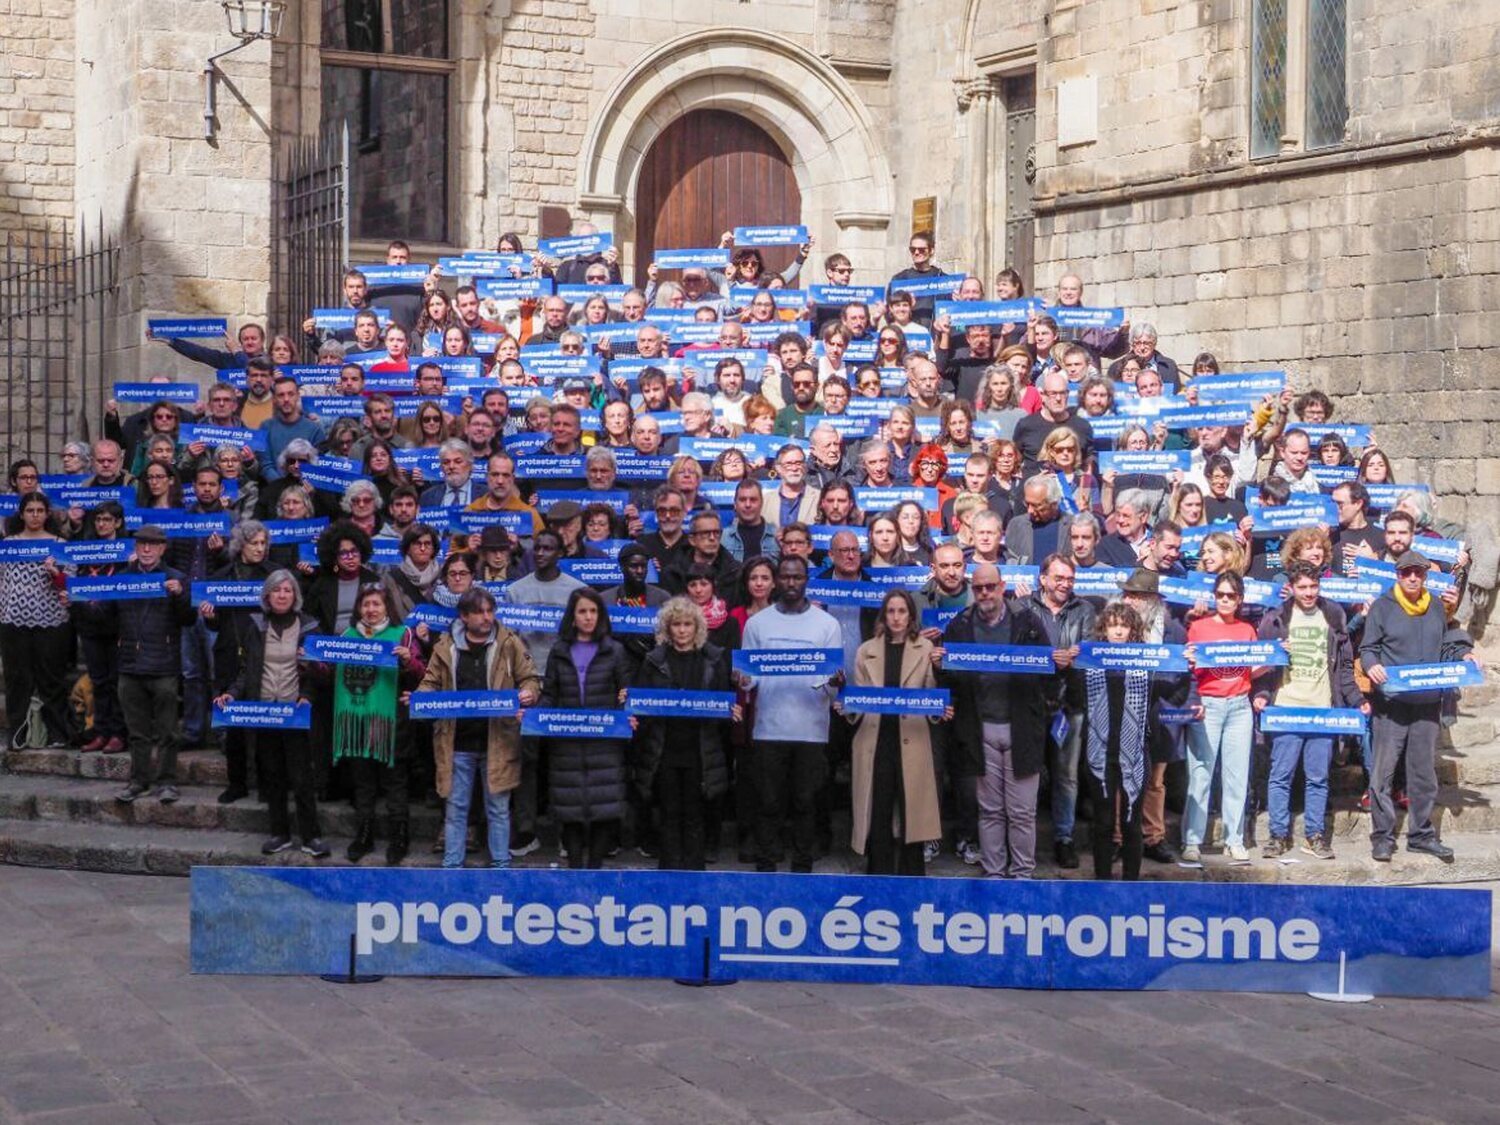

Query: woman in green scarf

[333,583,426,864]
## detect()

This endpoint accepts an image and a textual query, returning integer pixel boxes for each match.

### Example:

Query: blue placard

[888,274,967,299]
[1158,706,1199,725]
[0,540,57,563]
[456,509,535,537]
[191,580,263,608]
[808,285,885,306]
[556,283,632,305]
[1191,371,1286,402]
[438,253,533,275]
[1156,403,1255,431]
[1412,536,1464,567]
[1240,578,1286,609]
[1363,483,1421,511]
[539,233,614,258]
[679,436,799,462]
[312,308,392,330]
[1380,661,1485,695]
[1317,575,1391,603]
[1297,424,1371,448]
[1098,450,1190,475]
[811,413,876,440]
[1307,464,1359,489]
[181,423,266,451]
[124,511,231,538]
[390,395,466,419]
[1249,499,1337,534]
[1259,706,1367,736]
[524,354,595,378]
[304,635,397,668]
[806,579,887,608]
[353,263,431,285]
[47,485,131,509]
[940,644,1056,675]
[806,525,869,551]
[733,648,842,678]
[1354,557,1454,596]
[1076,642,1189,673]
[114,381,199,404]
[494,603,566,632]
[393,449,443,478]
[513,454,586,481]
[403,604,458,632]
[189,868,1491,998]
[301,395,366,419]
[652,248,731,270]
[262,518,329,544]
[931,299,1039,330]
[521,708,634,739]
[853,486,938,511]
[728,286,810,309]
[1048,305,1125,329]
[1072,567,1133,598]
[919,606,964,631]
[733,225,808,246]
[409,690,522,720]
[534,489,627,514]
[626,689,736,719]
[838,687,950,716]
[297,464,365,495]
[149,316,227,338]
[476,277,554,300]
[864,567,932,588]
[211,701,311,730]
[557,558,641,586]
[611,455,678,482]
[53,539,135,566]
[67,573,168,601]
[604,604,660,635]
[1193,640,1289,669]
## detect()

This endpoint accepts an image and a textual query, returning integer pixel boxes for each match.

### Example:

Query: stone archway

[576,28,893,272]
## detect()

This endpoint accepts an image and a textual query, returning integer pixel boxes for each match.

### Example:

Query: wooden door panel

[635,110,801,286]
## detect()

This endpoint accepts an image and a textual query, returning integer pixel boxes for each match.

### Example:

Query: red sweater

[1187,616,1256,698]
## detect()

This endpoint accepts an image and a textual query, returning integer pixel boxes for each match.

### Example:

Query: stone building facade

[2,0,1497,531]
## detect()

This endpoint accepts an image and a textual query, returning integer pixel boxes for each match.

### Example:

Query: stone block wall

[0,0,75,233]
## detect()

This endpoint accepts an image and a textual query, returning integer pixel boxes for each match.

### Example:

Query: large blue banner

[149,316,227,338]
[189,867,1491,998]
[1380,661,1486,695]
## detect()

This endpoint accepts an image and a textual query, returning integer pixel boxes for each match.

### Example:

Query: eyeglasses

[1214,591,1240,601]
[655,506,683,516]
[830,266,852,275]
[908,245,930,253]
[1397,567,1427,577]
[971,581,1001,593]
[1042,390,1068,399]
[337,547,361,557]
[693,528,722,538]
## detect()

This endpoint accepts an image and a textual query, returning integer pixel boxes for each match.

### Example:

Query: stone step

[2,813,1498,887]
[4,747,229,787]
[0,774,445,840]
[1442,714,1496,749]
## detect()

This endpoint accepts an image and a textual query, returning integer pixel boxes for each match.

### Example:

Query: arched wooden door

[634,110,802,286]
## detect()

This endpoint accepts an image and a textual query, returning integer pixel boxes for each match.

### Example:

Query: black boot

[385,821,409,866]
[346,817,376,862]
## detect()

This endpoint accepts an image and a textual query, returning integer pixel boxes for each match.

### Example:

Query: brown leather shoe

[101,737,127,754]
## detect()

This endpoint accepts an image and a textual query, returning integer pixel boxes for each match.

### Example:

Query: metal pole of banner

[674,935,734,988]
[1307,950,1373,1004]
[320,932,384,985]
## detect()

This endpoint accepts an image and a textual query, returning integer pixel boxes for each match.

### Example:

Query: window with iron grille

[319,0,453,244]
[1305,0,1348,150]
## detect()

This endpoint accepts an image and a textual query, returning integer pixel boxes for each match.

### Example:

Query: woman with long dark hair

[0,492,74,748]
[540,587,633,868]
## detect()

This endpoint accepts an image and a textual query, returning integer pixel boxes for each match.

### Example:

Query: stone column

[955,76,998,288]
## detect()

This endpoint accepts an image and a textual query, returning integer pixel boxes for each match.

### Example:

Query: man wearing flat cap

[1361,550,1480,863]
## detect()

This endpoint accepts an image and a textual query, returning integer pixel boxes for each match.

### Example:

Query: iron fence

[0,217,120,465]
[272,122,350,337]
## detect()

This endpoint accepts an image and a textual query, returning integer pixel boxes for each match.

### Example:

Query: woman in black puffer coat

[540,587,633,868]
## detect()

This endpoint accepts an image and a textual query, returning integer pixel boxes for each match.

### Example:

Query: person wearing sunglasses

[1183,572,1258,865]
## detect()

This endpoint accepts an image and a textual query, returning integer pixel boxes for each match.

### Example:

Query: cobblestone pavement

[0,867,1497,1125]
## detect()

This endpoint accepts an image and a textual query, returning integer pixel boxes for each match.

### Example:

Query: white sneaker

[922,841,940,863]
[957,839,981,865]
[1180,845,1202,863]
[1226,843,1251,864]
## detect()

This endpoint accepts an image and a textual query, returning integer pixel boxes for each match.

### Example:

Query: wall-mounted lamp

[203,0,285,143]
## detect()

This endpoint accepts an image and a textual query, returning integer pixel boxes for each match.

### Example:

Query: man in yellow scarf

[1361,551,1481,863]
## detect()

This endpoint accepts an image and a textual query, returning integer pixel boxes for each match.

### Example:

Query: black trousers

[754,739,827,871]
[655,758,706,871]
[1083,761,1143,881]
[561,820,617,869]
[0,622,75,743]
[258,729,319,841]
[867,740,925,876]
[79,633,125,740]
[350,749,411,827]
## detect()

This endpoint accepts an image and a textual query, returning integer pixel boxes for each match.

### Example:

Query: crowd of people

[0,226,1485,878]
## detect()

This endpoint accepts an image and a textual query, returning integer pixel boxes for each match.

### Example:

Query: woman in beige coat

[410,586,540,868]
[839,589,951,875]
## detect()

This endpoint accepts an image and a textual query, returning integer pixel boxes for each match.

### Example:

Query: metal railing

[0,217,120,465]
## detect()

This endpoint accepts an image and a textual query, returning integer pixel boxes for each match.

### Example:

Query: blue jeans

[1268,735,1333,839]
[1050,711,1082,843]
[444,753,511,869]
[1183,694,1252,848]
